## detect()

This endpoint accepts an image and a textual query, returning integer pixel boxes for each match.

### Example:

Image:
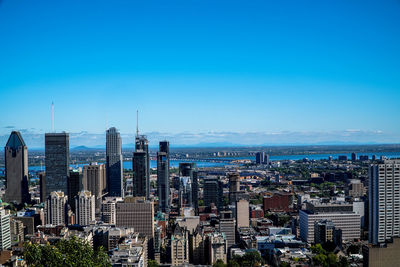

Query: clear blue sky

[1,0,400,143]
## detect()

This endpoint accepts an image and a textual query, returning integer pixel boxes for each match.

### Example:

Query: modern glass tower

[4,131,30,204]
[157,141,170,212]
[45,133,69,198]
[179,163,199,214]
[106,127,123,197]
[133,135,150,199]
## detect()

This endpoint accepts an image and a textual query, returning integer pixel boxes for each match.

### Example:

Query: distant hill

[71,145,97,151]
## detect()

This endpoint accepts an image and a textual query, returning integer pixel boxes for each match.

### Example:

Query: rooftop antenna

[51,101,55,132]
[136,110,139,137]
[105,114,108,131]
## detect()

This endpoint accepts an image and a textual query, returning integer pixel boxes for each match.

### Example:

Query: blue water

[2,151,399,174]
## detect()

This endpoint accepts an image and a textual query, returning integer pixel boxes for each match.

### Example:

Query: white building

[45,191,67,225]
[0,207,11,250]
[101,197,122,225]
[369,160,400,245]
[75,191,95,226]
[299,210,360,243]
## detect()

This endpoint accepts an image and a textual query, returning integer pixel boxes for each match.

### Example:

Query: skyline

[1,0,400,144]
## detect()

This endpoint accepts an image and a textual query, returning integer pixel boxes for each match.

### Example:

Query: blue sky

[1,0,400,146]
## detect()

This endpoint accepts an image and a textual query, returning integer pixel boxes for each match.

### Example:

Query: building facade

[75,191,95,226]
[45,133,69,198]
[157,141,170,213]
[45,191,68,226]
[0,207,11,251]
[106,127,123,197]
[83,163,106,215]
[4,131,30,204]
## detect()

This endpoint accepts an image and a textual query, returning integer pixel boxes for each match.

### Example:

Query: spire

[136,110,139,137]
[51,101,55,132]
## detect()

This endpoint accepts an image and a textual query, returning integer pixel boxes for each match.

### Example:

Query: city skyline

[1,0,400,142]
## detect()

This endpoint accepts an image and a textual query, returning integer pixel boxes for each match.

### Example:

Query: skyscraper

[106,127,123,197]
[236,198,250,228]
[228,172,241,204]
[0,207,11,251]
[203,177,223,211]
[82,163,107,215]
[75,190,95,226]
[179,163,198,214]
[4,131,30,204]
[45,133,69,198]
[369,160,400,245]
[133,135,150,199]
[157,141,170,213]
[68,169,82,213]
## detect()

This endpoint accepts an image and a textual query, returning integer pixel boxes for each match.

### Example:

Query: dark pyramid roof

[172,223,184,236]
[6,131,26,149]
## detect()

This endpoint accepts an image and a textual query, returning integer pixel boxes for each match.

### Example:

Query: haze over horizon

[1,0,400,147]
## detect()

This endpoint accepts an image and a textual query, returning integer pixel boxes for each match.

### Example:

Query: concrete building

[299,210,360,243]
[68,169,82,213]
[348,179,365,198]
[75,191,95,226]
[255,152,265,165]
[207,232,227,264]
[83,163,106,215]
[45,133,69,198]
[4,131,30,204]
[45,191,68,226]
[219,218,236,249]
[101,197,122,225]
[115,197,154,239]
[191,227,206,265]
[236,199,250,228]
[157,141,170,213]
[10,218,24,244]
[109,233,148,267]
[0,207,11,250]
[314,220,342,246]
[171,224,189,266]
[369,160,400,245]
[106,127,123,197]
[133,135,150,199]
[363,238,400,267]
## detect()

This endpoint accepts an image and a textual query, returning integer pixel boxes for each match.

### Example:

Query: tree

[279,262,291,267]
[213,259,227,267]
[312,253,328,267]
[148,259,159,267]
[24,236,111,267]
[228,259,240,267]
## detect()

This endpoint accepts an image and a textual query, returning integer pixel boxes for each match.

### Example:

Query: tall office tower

[178,177,192,215]
[115,197,154,239]
[45,191,68,225]
[179,163,199,214]
[264,154,270,166]
[236,199,250,228]
[133,135,150,199]
[351,153,357,161]
[45,133,69,198]
[4,131,30,204]
[228,172,241,204]
[75,191,95,226]
[157,141,170,212]
[369,160,400,245]
[106,127,123,197]
[203,177,223,211]
[82,163,106,215]
[68,169,82,213]
[255,152,265,165]
[0,207,11,251]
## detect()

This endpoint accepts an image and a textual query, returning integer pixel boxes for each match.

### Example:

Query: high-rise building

[75,191,95,226]
[236,199,249,228]
[68,169,82,213]
[203,177,223,210]
[45,133,69,198]
[351,153,357,161]
[101,197,122,225]
[179,163,198,214]
[157,141,170,213]
[115,197,154,239]
[369,160,400,245]
[219,218,236,249]
[255,152,265,165]
[45,191,68,226]
[228,172,242,204]
[207,232,227,264]
[4,131,30,204]
[106,127,123,197]
[133,135,150,199]
[83,163,106,215]
[0,207,11,251]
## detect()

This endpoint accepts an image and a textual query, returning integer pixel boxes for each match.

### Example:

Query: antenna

[51,102,54,132]
[105,114,108,131]
[136,110,139,137]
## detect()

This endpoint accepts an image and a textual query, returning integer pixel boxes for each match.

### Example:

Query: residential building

[75,191,95,226]
[207,232,227,264]
[0,207,11,250]
[171,224,189,266]
[83,163,106,215]
[45,191,68,226]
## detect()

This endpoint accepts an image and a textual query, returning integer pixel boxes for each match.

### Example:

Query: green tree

[279,262,291,267]
[213,259,227,267]
[148,259,159,267]
[24,236,111,267]
[312,253,328,267]
[228,259,240,267]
